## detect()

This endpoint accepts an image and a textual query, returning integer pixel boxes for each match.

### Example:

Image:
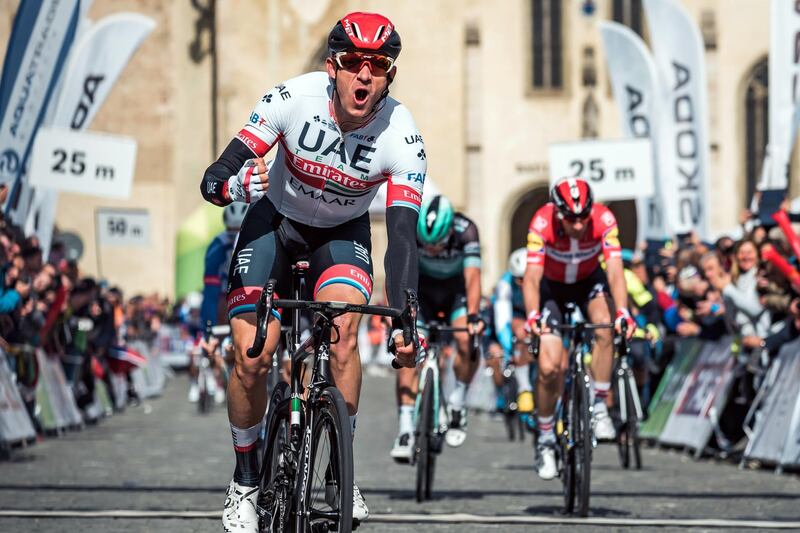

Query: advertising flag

[764,0,800,190]
[643,0,711,238]
[0,0,80,217]
[600,21,665,240]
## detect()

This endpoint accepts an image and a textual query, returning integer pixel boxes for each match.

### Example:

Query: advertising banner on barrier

[129,340,166,399]
[25,13,155,255]
[744,340,800,464]
[659,337,736,452]
[155,325,192,368]
[600,21,665,241]
[643,0,710,238]
[35,349,82,431]
[0,349,36,445]
[640,337,703,440]
[779,372,800,468]
[0,0,80,220]
[548,139,654,201]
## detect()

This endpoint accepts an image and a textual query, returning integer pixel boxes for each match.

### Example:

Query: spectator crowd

[611,197,800,451]
[0,210,176,437]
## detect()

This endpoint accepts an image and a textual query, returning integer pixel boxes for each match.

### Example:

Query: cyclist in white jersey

[201,12,424,532]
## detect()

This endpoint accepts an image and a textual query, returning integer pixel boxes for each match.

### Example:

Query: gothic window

[531,0,563,90]
[611,0,643,37]
[745,60,769,205]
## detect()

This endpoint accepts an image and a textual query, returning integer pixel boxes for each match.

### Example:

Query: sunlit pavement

[1,372,798,532]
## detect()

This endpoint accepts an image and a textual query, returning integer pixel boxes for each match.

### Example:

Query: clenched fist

[227,157,269,203]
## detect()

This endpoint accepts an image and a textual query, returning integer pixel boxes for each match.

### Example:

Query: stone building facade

[0,0,782,297]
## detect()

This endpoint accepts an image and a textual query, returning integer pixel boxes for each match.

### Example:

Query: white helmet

[223,202,248,229]
[508,248,527,278]
[185,291,203,310]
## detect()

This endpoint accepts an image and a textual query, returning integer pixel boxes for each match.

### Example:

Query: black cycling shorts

[540,267,610,334]
[417,274,468,325]
[226,198,373,320]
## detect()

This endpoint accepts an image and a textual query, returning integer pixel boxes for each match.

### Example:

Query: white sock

[538,414,556,445]
[349,414,357,439]
[448,380,469,411]
[398,404,414,435]
[515,364,532,392]
[230,420,264,451]
[594,381,611,413]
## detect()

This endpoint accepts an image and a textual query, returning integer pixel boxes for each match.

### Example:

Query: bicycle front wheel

[296,386,354,533]
[258,382,291,532]
[415,368,435,502]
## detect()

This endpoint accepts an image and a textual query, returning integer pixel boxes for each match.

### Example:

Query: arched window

[509,186,550,251]
[744,59,769,206]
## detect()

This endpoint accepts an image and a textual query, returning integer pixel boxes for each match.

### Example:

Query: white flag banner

[600,21,665,241]
[643,0,711,238]
[765,0,800,190]
[24,13,155,257]
[0,0,80,218]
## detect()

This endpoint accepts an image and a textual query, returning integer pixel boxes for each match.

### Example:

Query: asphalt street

[1,369,798,532]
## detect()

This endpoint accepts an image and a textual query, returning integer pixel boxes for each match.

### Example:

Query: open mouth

[354,88,369,105]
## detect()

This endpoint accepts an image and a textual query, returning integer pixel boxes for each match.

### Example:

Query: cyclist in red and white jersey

[200,12,423,531]
[523,177,635,480]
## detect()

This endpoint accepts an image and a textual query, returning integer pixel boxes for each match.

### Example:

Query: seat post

[291,260,310,352]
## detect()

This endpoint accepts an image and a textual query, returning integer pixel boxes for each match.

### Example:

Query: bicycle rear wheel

[415,368,435,502]
[574,368,592,517]
[258,382,291,532]
[296,386,354,533]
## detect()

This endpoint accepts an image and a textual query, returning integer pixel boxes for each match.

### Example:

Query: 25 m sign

[548,138,654,202]
[29,127,137,199]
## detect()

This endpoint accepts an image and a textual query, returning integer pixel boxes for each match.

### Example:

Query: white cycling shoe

[187,382,199,403]
[353,483,369,522]
[390,432,415,463]
[222,480,259,533]
[593,409,617,442]
[535,442,558,480]
[445,408,468,447]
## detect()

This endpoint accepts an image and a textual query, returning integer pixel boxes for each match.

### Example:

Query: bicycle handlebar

[391,321,481,366]
[528,320,625,359]
[246,279,419,362]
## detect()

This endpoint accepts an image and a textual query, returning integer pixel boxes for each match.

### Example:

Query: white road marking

[0,510,798,529]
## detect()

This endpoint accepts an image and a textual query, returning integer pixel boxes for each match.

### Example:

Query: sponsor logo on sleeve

[236,129,268,156]
[603,226,621,249]
[527,232,544,254]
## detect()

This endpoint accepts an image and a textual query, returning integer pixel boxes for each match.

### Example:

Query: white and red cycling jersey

[526,203,622,284]
[223,71,426,227]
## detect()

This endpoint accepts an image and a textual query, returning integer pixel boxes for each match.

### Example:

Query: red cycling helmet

[550,177,594,219]
[327,12,402,59]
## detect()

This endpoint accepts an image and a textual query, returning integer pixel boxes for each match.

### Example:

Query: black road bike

[531,304,621,517]
[612,333,642,469]
[411,320,479,502]
[251,261,417,532]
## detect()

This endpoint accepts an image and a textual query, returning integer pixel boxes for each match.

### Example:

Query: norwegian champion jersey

[527,203,621,284]
[418,213,481,280]
[232,72,426,227]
